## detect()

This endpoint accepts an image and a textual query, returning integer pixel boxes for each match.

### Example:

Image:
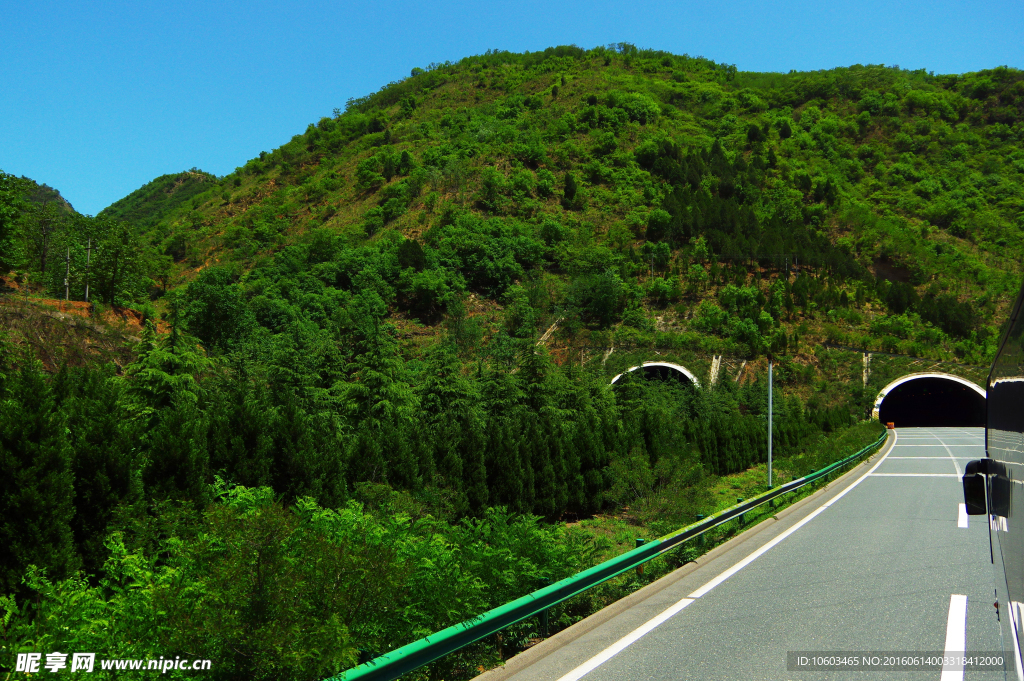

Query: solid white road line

[550,431,899,681]
[869,473,960,477]
[885,456,975,459]
[958,503,968,528]
[896,437,982,440]
[897,436,983,440]
[553,599,695,681]
[548,430,901,679]
[688,430,898,599]
[891,444,985,447]
[940,594,968,681]
[686,502,833,598]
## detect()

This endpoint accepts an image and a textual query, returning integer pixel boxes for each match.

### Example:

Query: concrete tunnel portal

[609,365,985,428]
[610,362,701,388]
[873,373,986,427]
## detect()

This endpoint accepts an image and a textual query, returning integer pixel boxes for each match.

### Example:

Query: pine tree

[0,172,25,271]
[340,290,419,490]
[116,321,215,503]
[51,364,141,575]
[0,352,79,595]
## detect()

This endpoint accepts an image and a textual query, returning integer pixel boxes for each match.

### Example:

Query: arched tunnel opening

[610,362,700,389]
[636,365,695,384]
[877,376,986,427]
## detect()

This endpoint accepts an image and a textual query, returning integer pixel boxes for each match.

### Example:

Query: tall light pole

[768,353,773,489]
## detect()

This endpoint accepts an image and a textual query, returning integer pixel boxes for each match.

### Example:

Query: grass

[575,419,884,561]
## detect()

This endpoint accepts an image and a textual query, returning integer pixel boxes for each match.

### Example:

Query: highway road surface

[481,427,1006,681]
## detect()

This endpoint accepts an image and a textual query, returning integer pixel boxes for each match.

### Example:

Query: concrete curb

[471,429,896,681]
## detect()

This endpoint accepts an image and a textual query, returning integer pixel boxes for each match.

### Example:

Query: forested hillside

[21,178,76,215]
[142,45,1023,363]
[2,44,1023,679]
[99,169,216,231]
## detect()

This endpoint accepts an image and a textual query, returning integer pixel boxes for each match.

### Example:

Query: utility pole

[64,245,70,302]
[84,238,91,302]
[768,353,773,489]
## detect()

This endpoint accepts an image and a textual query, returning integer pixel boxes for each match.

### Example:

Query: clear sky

[1,0,1021,216]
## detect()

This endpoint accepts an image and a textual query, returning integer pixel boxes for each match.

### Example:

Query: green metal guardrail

[331,428,890,681]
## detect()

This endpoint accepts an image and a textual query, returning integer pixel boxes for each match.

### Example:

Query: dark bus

[964,280,1024,680]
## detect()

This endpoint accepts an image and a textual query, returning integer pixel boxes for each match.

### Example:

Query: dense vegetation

[99,169,216,231]
[0,333,868,679]
[2,42,1022,679]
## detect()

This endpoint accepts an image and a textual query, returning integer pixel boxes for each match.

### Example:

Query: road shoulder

[473,429,897,681]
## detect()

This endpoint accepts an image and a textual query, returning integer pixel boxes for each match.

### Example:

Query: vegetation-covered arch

[610,361,701,388]
[872,372,986,427]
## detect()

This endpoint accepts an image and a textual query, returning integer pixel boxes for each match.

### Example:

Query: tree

[90,216,145,305]
[647,209,671,241]
[116,321,214,502]
[0,352,79,595]
[567,271,623,328]
[183,267,255,350]
[51,364,142,575]
[417,342,487,512]
[690,235,710,263]
[341,288,419,488]
[355,156,385,190]
[0,172,24,272]
[686,263,709,296]
[561,172,579,209]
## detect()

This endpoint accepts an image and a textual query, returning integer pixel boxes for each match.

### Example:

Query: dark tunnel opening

[877,377,986,427]
[610,360,700,387]
[637,365,696,385]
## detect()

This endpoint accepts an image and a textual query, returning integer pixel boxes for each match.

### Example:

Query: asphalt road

[486,427,1005,681]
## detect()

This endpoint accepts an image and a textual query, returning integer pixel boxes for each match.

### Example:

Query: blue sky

[1,0,1021,216]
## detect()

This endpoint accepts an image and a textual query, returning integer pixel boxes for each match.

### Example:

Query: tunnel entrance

[610,362,701,388]
[875,374,986,427]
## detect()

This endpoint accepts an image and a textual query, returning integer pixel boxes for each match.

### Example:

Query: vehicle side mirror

[991,474,1011,518]
[962,460,987,515]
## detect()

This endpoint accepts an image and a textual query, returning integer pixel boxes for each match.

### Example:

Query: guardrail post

[738,498,745,525]
[696,515,705,547]
[539,577,551,637]
[635,539,646,575]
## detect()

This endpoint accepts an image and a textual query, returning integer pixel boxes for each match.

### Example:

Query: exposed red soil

[1,295,170,334]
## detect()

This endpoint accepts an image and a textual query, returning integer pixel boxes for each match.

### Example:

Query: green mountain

[100,45,1022,365]
[99,168,216,231]
[2,46,1024,680]
[20,177,77,215]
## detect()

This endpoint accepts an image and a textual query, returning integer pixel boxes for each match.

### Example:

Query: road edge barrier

[332,428,889,681]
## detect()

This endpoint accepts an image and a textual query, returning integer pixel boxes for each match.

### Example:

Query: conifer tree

[341,288,419,490]
[116,321,215,502]
[0,351,78,595]
[51,364,141,574]
[0,171,24,271]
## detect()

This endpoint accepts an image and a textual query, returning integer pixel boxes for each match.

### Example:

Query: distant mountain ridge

[99,168,216,230]
[20,177,76,215]
[29,46,1024,366]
